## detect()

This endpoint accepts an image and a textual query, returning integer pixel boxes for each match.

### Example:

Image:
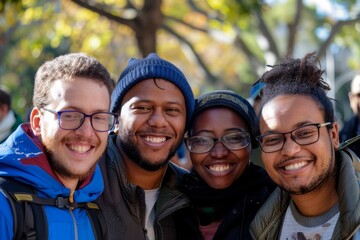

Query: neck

[56,173,79,192]
[123,157,167,190]
[290,175,338,217]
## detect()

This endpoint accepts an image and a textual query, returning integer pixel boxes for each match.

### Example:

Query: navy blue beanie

[190,90,259,148]
[111,53,195,127]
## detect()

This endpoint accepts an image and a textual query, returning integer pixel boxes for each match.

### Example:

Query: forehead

[49,78,110,110]
[121,78,185,108]
[260,95,324,132]
[193,107,249,131]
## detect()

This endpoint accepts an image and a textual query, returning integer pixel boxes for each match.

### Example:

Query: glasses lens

[92,113,116,131]
[59,111,84,130]
[186,136,213,153]
[258,133,284,153]
[222,132,250,150]
[292,124,319,145]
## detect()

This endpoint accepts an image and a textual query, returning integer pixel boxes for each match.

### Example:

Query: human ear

[30,108,42,136]
[330,122,339,148]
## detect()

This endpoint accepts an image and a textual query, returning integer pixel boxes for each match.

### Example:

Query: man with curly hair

[250,52,360,239]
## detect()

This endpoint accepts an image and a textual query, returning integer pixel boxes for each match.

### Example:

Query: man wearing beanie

[96,53,195,240]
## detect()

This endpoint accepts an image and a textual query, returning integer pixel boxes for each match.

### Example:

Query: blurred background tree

[0,0,359,124]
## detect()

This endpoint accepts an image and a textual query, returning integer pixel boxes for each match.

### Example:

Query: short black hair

[0,88,11,107]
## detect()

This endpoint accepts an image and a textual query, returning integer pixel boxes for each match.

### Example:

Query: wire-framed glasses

[42,108,117,132]
[256,122,332,153]
[185,131,250,153]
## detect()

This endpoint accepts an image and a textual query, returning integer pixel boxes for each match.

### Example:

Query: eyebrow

[262,121,317,134]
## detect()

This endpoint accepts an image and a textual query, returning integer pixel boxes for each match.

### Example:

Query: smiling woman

[179,90,276,240]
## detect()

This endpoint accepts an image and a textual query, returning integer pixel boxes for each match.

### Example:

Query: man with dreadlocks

[249,52,360,239]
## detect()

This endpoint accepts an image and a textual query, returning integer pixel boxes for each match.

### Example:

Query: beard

[117,126,180,172]
[285,143,337,195]
[42,133,98,181]
[45,147,97,181]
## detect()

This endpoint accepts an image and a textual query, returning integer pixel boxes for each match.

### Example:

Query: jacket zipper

[68,189,78,240]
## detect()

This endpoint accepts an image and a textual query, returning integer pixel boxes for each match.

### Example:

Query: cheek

[40,120,60,139]
[170,117,186,133]
[237,148,251,160]
[120,116,138,131]
[261,153,275,171]
[98,133,109,146]
[189,153,205,170]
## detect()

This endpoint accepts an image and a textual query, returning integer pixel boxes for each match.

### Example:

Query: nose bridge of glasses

[279,129,298,145]
[211,137,230,150]
[77,113,92,129]
[208,138,228,153]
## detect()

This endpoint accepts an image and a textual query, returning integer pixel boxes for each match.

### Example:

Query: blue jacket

[0,124,104,240]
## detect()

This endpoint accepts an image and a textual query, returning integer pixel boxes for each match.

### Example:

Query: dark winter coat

[178,163,276,240]
[96,133,191,240]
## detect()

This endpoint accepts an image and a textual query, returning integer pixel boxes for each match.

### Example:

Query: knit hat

[190,90,259,148]
[110,53,195,127]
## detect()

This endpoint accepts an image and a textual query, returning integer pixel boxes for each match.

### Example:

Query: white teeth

[144,136,166,143]
[209,164,230,172]
[69,145,90,153]
[284,161,307,170]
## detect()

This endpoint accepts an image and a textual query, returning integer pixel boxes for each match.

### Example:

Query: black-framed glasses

[185,131,250,154]
[42,108,117,132]
[256,122,332,153]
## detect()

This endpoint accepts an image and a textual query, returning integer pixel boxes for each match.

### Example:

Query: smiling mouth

[283,161,308,171]
[68,145,91,153]
[144,136,166,143]
[208,164,233,173]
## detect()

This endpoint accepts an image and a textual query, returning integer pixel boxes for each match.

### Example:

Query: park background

[0,0,360,128]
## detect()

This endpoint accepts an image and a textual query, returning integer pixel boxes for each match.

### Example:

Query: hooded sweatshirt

[0,123,104,240]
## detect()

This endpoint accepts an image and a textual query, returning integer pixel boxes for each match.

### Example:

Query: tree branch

[70,0,136,30]
[254,10,280,59]
[287,0,303,56]
[233,31,265,78]
[317,13,360,58]
[186,0,223,22]
[162,23,218,85]
[164,15,207,33]
[187,0,208,16]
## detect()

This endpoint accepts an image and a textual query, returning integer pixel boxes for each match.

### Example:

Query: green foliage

[1,0,360,120]
[0,0,22,13]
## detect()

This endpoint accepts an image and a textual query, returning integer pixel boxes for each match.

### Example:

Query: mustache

[63,136,98,146]
[277,155,315,166]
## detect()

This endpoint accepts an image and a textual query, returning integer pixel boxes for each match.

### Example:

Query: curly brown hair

[33,53,113,108]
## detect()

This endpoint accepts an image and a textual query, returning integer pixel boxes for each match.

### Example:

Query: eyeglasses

[256,122,332,153]
[185,131,250,153]
[42,108,117,132]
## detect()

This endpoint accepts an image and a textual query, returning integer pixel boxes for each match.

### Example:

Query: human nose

[74,116,94,136]
[280,133,301,156]
[209,141,229,158]
[148,109,167,128]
